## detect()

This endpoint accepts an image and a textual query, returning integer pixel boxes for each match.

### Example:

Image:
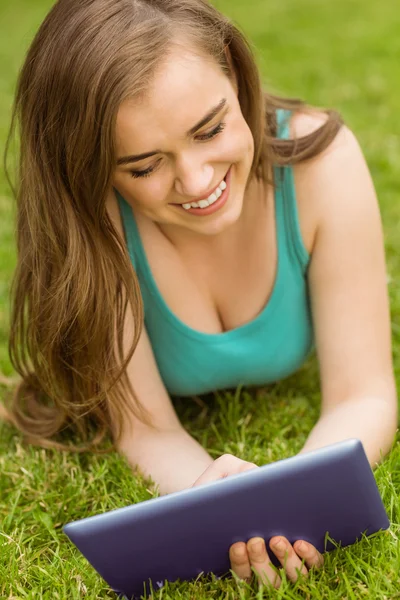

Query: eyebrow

[116,97,227,166]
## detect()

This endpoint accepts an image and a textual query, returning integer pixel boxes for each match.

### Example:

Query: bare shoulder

[289,108,330,138]
[288,109,367,250]
[289,108,358,157]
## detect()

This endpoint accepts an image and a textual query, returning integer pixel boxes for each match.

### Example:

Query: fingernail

[273,539,285,552]
[298,541,309,552]
[233,545,246,558]
[250,540,264,554]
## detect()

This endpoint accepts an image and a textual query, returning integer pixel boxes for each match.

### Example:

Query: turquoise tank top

[116,109,314,396]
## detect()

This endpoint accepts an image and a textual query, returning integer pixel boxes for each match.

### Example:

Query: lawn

[1,0,399,598]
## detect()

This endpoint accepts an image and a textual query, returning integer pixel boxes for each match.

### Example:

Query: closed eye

[196,121,226,141]
[130,121,226,179]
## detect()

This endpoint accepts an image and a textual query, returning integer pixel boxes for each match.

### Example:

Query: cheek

[113,175,166,214]
[112,174,169,210]
[134,184,169,209]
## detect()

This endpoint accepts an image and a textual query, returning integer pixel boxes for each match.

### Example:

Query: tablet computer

[63,438,389,599]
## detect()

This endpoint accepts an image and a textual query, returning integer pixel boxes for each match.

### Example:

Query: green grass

[1,0,400,598]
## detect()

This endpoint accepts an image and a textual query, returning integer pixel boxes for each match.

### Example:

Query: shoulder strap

[276,108,291,140]
[273,109,310,273]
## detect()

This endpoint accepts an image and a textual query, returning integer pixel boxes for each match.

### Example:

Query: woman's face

[112,45,255,239]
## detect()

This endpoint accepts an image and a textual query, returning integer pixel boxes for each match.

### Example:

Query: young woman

[4,0,397,590]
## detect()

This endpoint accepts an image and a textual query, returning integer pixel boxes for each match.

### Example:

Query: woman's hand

[191,453,259,487]
[229,536,324,588]
[191,454,324,588]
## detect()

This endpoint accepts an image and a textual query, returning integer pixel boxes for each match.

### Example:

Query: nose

[174,160,214,199]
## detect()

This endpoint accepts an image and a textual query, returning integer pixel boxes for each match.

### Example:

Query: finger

[229,542,252,581]
[293,540,325,569]
[217,455,258,478]
[193,456,258,487]
[247,537,281,589]
[269,537,308,583]
[239,462,259,473]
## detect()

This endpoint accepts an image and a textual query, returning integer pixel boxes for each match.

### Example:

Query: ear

[224,45,239,95]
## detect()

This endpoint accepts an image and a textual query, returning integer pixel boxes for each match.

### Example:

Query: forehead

[115,48,230,146]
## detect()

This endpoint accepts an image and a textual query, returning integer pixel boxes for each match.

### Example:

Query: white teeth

[182,175,227,210]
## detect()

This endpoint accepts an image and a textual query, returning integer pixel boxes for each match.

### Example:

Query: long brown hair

[3,0,343,452]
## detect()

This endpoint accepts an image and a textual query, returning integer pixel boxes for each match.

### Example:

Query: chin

[197,200,244,236]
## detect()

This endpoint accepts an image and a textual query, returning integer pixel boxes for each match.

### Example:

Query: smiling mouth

[170,168,230,207]
[169,166,231,216]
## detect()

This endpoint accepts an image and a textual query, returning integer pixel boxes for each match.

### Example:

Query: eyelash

[130,121,227,179]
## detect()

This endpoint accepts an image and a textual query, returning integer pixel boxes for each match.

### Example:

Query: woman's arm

[119,426,214,496]
[114,311,214,495]
[298,394,397,467]
[293,115,398,467]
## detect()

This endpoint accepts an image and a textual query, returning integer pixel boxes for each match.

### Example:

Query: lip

[170,168,230,206]
[172,166,231,217]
